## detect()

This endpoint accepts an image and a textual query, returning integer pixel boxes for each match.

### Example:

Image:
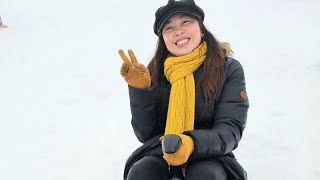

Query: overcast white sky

[1,0,320,180]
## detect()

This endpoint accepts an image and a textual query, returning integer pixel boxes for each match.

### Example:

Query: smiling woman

[118,0,249,180]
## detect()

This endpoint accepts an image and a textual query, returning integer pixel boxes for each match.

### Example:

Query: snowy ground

[1,0,319,180]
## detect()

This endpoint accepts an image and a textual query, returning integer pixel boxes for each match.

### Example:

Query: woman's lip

[175,38,190,46]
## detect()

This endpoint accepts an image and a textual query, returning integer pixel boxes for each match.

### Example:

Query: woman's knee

[185,160,227,180]
[126,156,169,180]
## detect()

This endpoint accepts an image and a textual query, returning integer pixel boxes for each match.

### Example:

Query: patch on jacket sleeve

[240,91,248,100]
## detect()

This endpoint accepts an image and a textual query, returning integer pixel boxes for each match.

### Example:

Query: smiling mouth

[175,38,190,45]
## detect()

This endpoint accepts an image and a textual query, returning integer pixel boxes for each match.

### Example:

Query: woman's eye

[182,20,190,24]
[165,27,173,31]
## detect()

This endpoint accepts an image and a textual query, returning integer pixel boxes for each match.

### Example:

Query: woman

[118,0,249,179]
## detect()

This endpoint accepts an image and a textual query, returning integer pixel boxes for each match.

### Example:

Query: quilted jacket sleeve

[184,59,249,160]
[128,85,161,143]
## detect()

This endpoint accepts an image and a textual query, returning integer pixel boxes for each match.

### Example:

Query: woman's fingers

[120,63,130,77]
[128,49,138,64]
[134,63,150,75]
[118,49,131,64]
[118,49,139,64]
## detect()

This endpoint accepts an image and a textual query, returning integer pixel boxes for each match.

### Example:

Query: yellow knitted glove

[118,49,151,89]
[161,134,194,166]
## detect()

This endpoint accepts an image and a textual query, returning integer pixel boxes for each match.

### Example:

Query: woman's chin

[171,49,193,57]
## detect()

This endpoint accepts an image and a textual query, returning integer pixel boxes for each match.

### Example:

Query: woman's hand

[118,49,151,88]
[161,134,194,166]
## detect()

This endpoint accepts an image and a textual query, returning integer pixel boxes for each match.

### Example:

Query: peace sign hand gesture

[118,49,151,89]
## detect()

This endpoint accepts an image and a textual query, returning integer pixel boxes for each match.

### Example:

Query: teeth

[176,38,189,45]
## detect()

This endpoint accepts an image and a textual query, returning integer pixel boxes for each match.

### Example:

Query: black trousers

[126,156,228,180]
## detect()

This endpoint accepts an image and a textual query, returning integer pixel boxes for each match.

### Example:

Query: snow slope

[1,0,319,179]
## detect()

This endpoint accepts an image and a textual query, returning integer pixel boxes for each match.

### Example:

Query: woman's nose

[175,29,184,36]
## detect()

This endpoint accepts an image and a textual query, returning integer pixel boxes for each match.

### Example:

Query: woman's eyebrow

[165,20,172,25]
[179,14,187,18]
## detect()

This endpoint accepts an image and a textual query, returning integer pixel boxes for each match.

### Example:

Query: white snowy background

[1,0,319,179]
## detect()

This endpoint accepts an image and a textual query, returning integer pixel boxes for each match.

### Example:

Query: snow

[0,0,319,179]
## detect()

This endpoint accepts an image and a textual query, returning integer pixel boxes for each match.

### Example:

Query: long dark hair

[147,18,226,104]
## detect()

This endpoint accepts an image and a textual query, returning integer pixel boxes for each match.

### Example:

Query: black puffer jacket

[124,57,249,180]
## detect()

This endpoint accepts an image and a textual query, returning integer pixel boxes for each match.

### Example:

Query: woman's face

[162,13,202,57]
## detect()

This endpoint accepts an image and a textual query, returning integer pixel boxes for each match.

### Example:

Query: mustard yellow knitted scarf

[164,42,207,135]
